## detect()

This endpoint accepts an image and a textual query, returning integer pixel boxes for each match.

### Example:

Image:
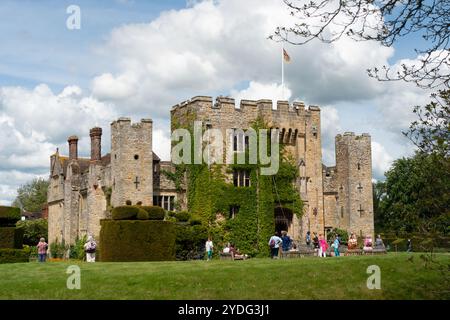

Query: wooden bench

[345,249,363,256]
[219,252,248,260]
[364,247,387,255]
[281,246,315,258]
[220,252,234,260]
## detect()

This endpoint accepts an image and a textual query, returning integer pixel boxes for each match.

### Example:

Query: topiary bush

[141,206,165,220]
[136,210,149,220]
[0,248,29,264]
[100,220,176,262]
[175,211,190,222]
[0,206,21,226]
[111,206,146,220]
[0,227,23,249]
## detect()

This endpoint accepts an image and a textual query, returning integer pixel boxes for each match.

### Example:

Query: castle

[47,96,374,246]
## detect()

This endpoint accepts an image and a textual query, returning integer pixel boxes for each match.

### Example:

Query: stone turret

[335,132,374,238]
[110,118,153,207]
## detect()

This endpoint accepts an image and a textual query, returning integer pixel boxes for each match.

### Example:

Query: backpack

[269,239,275,248]
[86,241,96,253]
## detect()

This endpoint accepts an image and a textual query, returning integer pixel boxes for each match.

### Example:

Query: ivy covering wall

[168,116,303,257]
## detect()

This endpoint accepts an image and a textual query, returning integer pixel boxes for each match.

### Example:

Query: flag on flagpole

[283,48,291,63]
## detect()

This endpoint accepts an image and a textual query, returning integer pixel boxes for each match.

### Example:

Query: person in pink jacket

[318,234,328,257]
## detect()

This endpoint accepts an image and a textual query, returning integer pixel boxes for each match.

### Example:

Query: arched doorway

[274,206,293,234]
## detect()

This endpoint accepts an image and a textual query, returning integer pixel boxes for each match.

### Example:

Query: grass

[0,253,449,300]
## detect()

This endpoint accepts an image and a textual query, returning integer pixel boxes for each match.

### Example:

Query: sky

[0,0,433,205]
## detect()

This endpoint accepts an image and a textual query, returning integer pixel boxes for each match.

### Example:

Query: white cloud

[90,0,393,118]
[320,105,342,165]
[372,141,394,179]
[230,81,292,102]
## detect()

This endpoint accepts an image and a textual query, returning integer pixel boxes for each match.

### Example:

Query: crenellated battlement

[171,96,319,117]
[336,132,371,141]
[111,117,153,130]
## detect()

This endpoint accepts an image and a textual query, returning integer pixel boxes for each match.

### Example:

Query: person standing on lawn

[205,237,214,261]
[36,237,48,262]
[333,235,340,257]
[84,235,97,262]
[318,234,328,257]
[268,232,283,259]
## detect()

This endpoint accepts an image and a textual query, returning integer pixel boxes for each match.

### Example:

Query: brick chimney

[90,127,102,162]
[68,136,79,160]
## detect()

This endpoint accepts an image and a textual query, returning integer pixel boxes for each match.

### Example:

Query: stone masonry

[47,96,374,246]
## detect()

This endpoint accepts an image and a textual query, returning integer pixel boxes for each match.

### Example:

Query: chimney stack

[68,136,79,160]
[90,127,102,162]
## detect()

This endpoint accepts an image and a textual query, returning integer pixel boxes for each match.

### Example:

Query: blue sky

[0,0,430,205]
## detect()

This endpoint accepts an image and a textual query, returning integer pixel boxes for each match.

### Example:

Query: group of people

[36,236,97,263]
[268,231,297,259]
[205,237,248,260]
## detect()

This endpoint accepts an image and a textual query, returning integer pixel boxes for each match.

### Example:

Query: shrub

[100,220,176,262]
[189,218,202,226]
[0,227,24,249]
[167,211,177,217]
[141,206,165,220]
[136,210,149,220]
[49,238,69,259]
[16,219,48,246]
[175,223,208,260]
[111,206,146,220]
[175,211,190,222]
[69,235,87,260]
[327,228,349,245]
[0,248,29,264]
[0,206,21,226]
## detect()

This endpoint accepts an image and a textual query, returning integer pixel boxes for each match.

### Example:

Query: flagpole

[281,42,285,100]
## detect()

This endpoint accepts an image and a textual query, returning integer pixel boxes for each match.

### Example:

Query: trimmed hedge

[111,206,147,220]
[0,227,24,249]
[0,248,29,264]
[100,220,176,262]
[136,210,149,220]
[141,206,165,220]
[175,211,190,222]
[0,206,21,226]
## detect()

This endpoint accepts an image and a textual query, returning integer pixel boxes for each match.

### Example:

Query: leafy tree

[381,152,449,234]
[403,89,450,157]
[272,0,450,88]
[373,180,387,232]
[12,178,49,212]
[16,219,48,246]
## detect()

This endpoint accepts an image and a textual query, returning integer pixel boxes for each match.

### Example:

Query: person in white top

[205,237,214,261]
[268,232,283,259]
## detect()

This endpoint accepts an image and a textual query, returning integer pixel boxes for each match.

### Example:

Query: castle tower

[110,118,153,207]
[170,96,326,240]
[335,132,374,238]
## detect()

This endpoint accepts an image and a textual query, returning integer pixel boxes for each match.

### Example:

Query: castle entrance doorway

[274,206,293,235]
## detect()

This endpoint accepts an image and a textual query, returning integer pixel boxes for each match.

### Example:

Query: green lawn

[0,253,449,300]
